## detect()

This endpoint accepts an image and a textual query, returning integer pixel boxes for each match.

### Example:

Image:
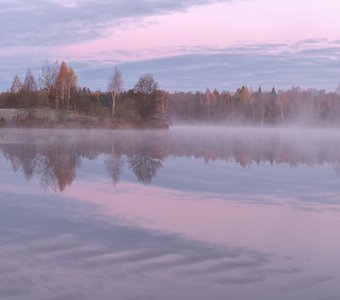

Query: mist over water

[0,126,340,300]
[2,126,340,189]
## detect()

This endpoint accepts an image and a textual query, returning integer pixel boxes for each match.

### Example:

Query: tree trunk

[280,105,286,124]
[111,91,116,120]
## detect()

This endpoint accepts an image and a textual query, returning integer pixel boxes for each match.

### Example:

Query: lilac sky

[1,0,340,91]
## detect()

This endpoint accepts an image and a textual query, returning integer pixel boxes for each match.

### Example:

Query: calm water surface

[0,126,340,300]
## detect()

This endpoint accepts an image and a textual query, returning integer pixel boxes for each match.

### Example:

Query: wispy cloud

[74,40,340,91]
[0,0,230,47]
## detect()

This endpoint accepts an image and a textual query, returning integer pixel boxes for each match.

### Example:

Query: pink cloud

[53,0,340,63]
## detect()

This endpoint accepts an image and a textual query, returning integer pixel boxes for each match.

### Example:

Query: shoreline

[0,118,169,130]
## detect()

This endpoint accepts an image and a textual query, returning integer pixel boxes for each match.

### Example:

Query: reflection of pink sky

[53,0,340,63]
[2,176,340,284]
[60,180,340,274]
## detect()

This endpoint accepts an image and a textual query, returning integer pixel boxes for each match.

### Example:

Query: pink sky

[54,0,340,63]
[2,0,340,90]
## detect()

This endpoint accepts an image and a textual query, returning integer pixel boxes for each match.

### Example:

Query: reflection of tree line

[2,141,81,191]
[1,130,340,191]
[0,132,166,191]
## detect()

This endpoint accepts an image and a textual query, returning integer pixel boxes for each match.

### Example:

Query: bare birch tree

[107,66,123,120]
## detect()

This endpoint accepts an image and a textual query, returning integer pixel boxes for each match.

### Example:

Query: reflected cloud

[0,192,305,300]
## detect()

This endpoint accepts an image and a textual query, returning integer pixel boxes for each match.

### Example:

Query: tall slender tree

[107,66,123,120]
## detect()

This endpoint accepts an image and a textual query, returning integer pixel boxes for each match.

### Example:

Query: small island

[0,62,168,129]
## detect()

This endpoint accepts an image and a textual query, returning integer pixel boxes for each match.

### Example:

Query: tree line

[0,61,165,127]
[165,86,340,125]
[1,60,340,126]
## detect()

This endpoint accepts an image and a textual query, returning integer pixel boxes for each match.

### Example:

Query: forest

[1,60,340,126]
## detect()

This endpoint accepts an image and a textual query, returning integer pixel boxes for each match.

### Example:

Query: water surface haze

[0,126,339,300]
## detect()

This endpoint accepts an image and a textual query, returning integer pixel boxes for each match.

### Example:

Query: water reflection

[1,127,340,191]
[0,193,301,300]
[1,127,340,299]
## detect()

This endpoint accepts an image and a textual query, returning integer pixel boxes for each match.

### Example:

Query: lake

[0,126,339,300]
